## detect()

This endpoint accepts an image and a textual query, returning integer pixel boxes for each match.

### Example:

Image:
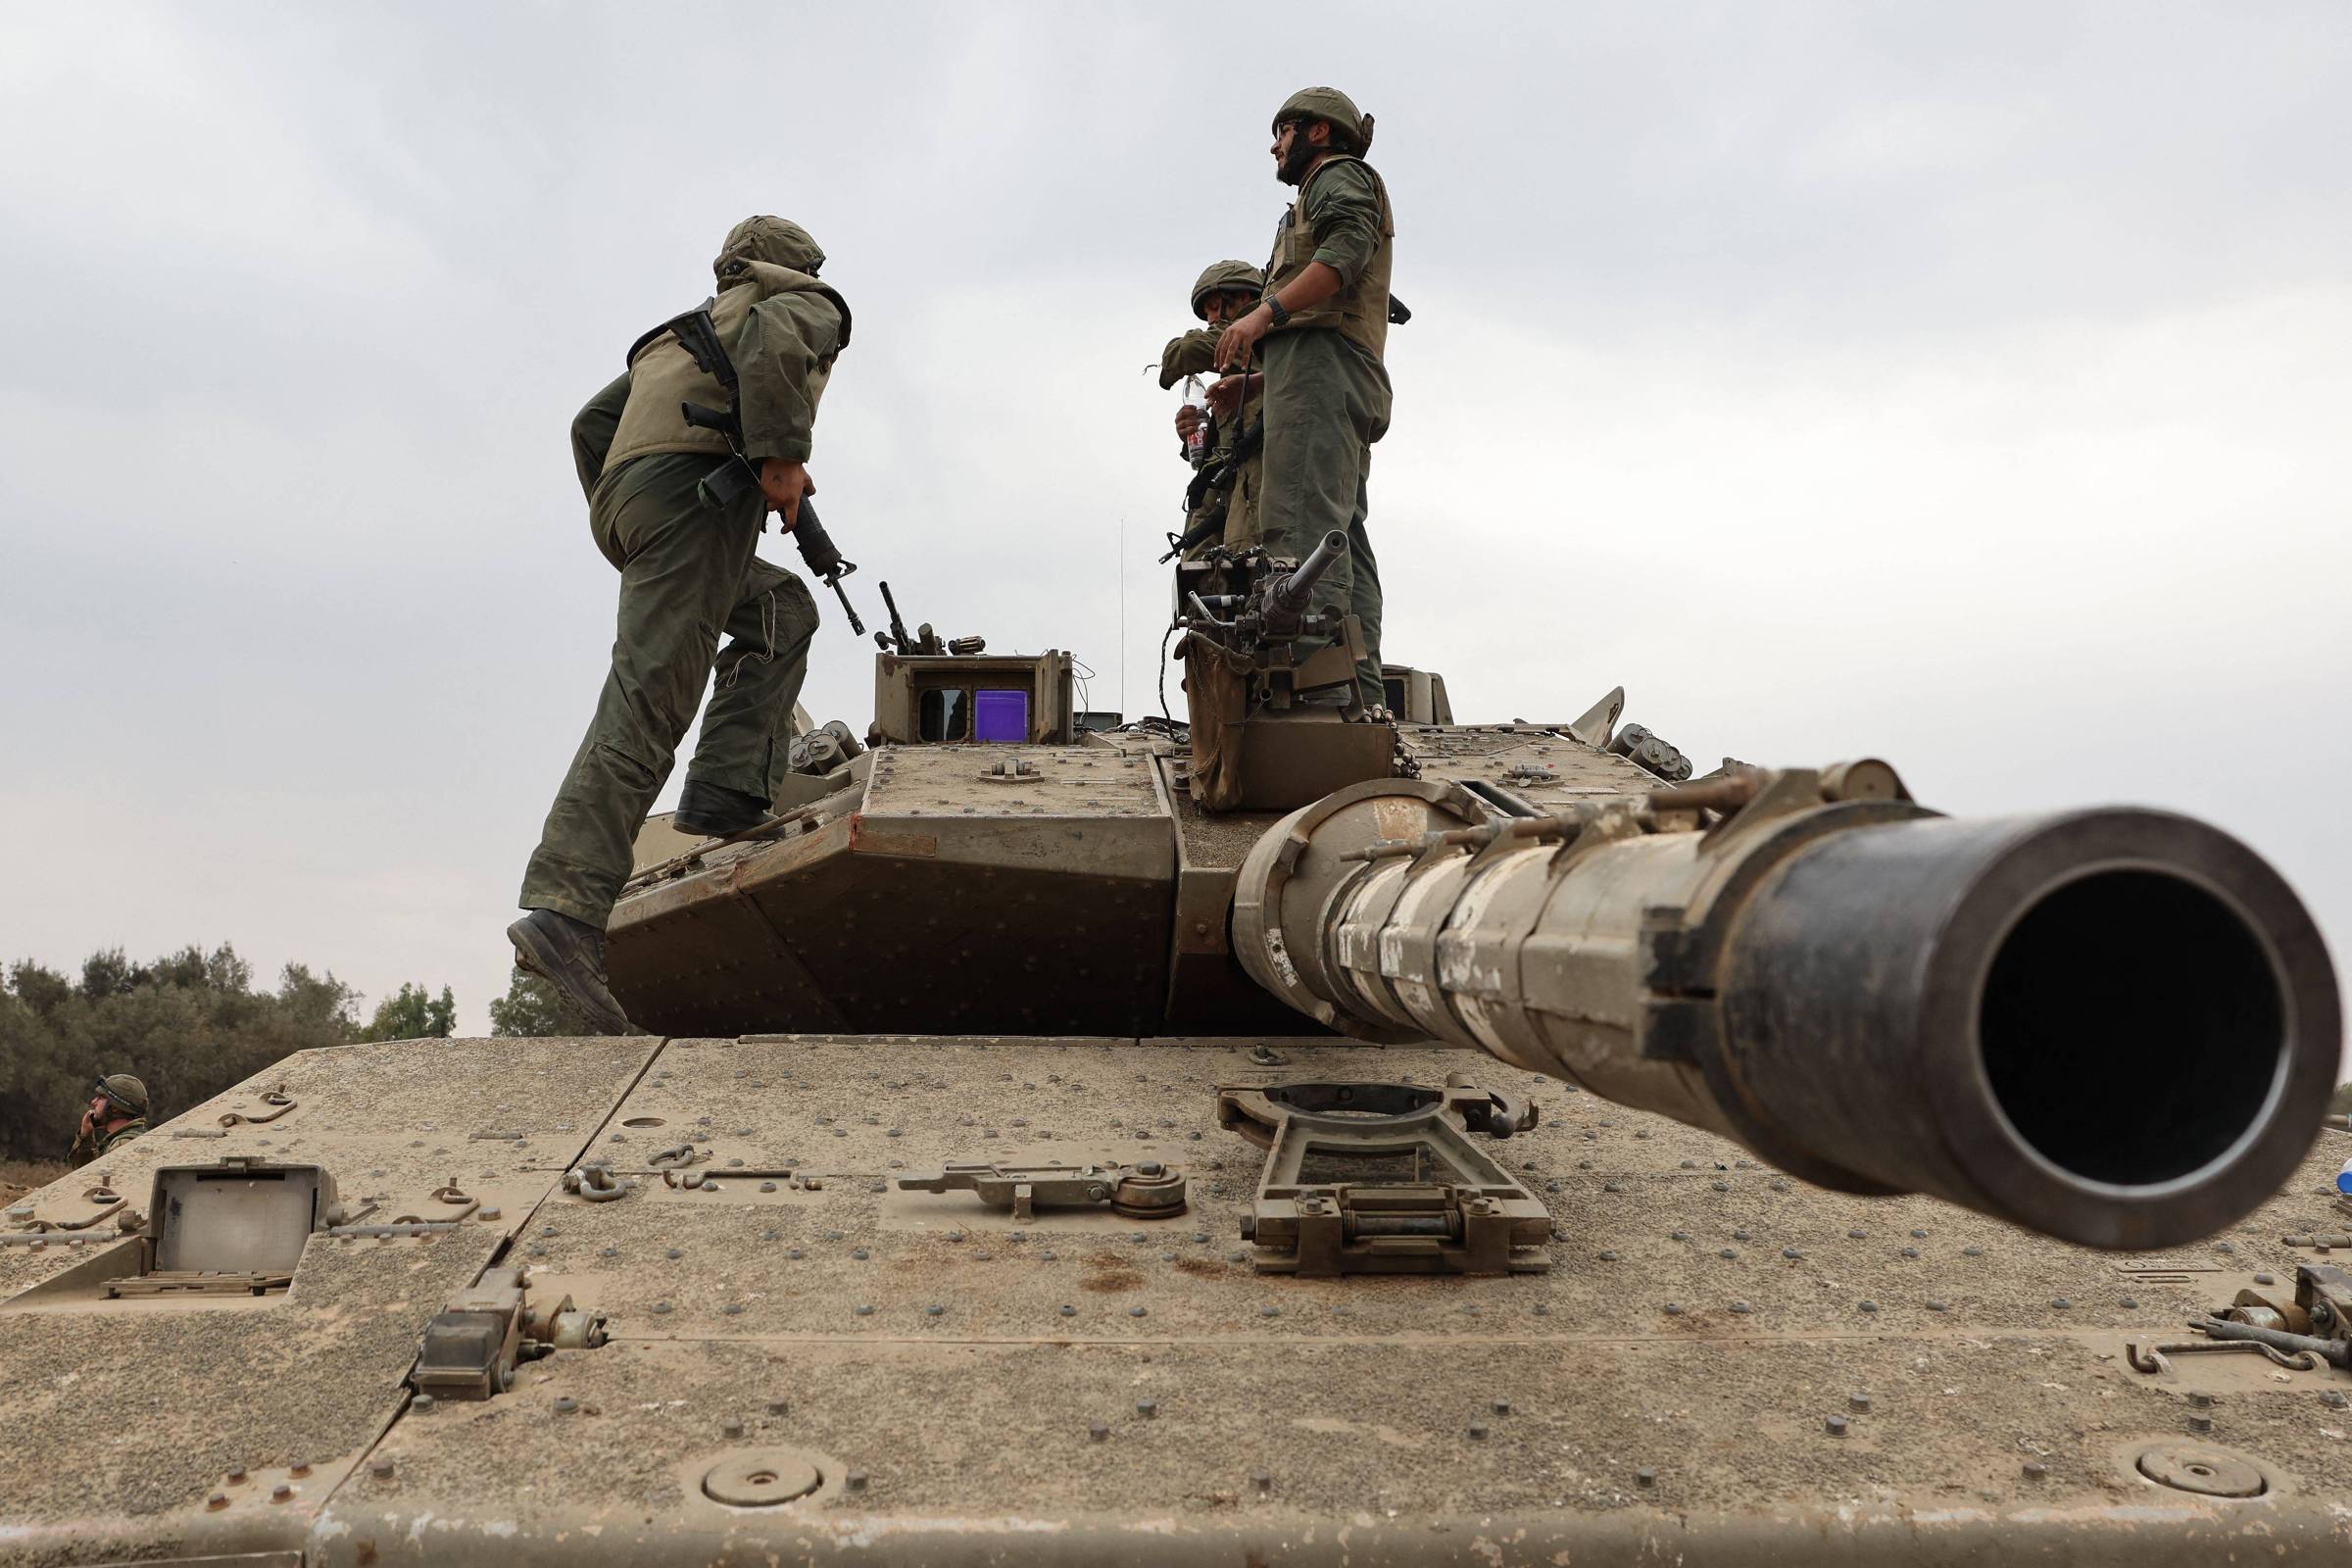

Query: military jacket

[1158,327,1266,455]
[70,1118,145,1167]
[1265,155,1395,362]
[604,262,852,477]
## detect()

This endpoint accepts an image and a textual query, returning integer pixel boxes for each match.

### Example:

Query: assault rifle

[1160,415,1265,564]
[656,305,866,635]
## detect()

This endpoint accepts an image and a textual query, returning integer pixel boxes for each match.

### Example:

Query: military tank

[2,537,2345,1566]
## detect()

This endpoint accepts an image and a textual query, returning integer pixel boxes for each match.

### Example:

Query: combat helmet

[94,1073,149,1118]
[714,216,826,280]
[1190,260,1265,320]
[1272,86,1373,153]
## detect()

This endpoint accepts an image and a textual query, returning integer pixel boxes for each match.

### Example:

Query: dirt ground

[0,1160,69,1209]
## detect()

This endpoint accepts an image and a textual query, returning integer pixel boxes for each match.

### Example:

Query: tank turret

[597,557,2339,1251]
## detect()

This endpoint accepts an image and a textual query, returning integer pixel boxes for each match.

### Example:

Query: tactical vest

[603,261,852,476]
[1265,154,1395,362]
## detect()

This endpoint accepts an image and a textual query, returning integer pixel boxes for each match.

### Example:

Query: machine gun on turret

[871,580,980,658]
[1173,531,1393,812]
[1175,531,1357,693]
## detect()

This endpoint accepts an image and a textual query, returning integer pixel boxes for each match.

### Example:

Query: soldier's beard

[1277,137,1321,185]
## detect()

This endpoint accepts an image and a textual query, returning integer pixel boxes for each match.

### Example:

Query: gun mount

[1174,532,1400,811]
[1175,530,1358,695]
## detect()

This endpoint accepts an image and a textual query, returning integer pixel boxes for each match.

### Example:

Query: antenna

[1118,514,1128,718]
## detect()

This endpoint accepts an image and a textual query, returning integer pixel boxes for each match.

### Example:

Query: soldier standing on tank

[70,1074,149,1166]
[1160,262,1265,557]
[1214,87,1396,712]
[512,216,852,1033]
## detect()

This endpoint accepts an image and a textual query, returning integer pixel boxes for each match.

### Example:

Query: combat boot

[672,778,770,839]
[506,909,636,1035]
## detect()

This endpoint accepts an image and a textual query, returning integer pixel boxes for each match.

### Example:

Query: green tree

[275,963,360,1032]
[8,959,74,1018]
[146,944,253,996]
[357,983,458,1043]
[0,943,362,1163]
[488,968,603,1037]
[79,947,144,1001]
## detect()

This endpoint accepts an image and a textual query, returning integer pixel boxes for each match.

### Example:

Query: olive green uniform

[70,1118,144,1167]
[520,221,846,930]
[1258,155,1395,710]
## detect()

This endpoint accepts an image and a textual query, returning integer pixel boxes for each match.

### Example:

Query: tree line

[0,943,595,1163]
[6,941,2347,1164]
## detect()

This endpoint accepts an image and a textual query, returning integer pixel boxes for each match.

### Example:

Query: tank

[2,547,2345,1567]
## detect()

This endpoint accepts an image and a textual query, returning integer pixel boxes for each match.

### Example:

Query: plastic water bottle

[2336,1155,2352,1197]
[1182,375,1209,455]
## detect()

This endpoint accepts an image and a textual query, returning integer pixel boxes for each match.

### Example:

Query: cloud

[1,4,2343,1045]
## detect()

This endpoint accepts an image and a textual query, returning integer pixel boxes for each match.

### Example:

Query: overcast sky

[2,4,2344,1046]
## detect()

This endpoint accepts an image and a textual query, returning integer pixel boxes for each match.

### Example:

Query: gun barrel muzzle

[1270,530,1349,614]
[1233,779,2340,1250]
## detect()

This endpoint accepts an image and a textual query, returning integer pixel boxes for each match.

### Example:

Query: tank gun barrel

[1232,769,2339,1250]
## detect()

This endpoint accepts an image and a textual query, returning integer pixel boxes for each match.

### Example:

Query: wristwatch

[1263,296,1291,328]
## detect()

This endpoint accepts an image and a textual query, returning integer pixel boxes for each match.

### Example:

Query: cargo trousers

[520,451,819,928]
[1256,327,1390,710]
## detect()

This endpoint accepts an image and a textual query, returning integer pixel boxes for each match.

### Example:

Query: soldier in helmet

[70,1073,149,1167]
[1214,86,1396,711]
[1159,261,1266,558]
[513,215,853,1033]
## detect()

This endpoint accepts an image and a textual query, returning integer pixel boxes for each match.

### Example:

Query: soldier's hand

[760,459,812,530]
[1214,308,1270,372]
[1204,373,1252,417]
[1174,405,1204,443]
[78,1105,97,1136]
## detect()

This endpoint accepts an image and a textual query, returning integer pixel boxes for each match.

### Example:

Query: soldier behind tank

[1214,87,1396,712]
[513,216,853,1033]
[70,1073,148,1166]
[1157,261,1265,558]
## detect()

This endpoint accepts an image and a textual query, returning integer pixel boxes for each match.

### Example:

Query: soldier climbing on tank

[70,1073,149,1166]
[1214,87,1397,713]
[1158,261,1265,560]
[513,216,853,1033]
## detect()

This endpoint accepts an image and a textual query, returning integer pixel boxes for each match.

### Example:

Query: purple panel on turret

[973,689,1028,743]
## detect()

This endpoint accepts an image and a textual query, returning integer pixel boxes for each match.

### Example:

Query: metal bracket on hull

[896,1161,1188,1222]
[1216,1075,1550,1277]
